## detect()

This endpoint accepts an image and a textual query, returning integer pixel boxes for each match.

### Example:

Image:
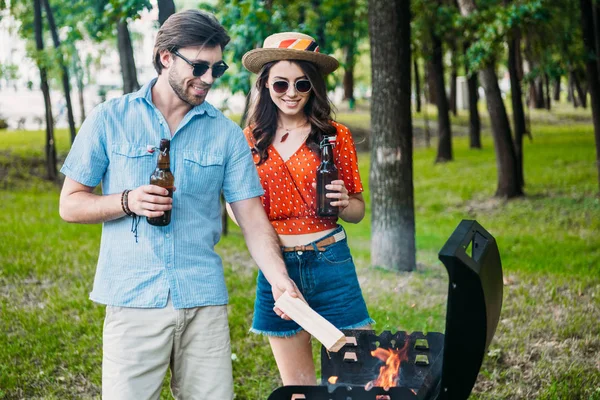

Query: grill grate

[320,330,444,392]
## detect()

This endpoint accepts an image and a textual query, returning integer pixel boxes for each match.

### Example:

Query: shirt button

[166,233,170,238]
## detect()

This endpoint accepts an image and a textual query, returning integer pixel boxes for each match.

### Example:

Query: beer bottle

[147,138,174,226]
[316,136,338,217]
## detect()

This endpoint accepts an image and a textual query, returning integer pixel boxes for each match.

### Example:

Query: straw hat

[242,32,339,75]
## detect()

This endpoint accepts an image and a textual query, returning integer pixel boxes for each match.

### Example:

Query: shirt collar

[129,78,217,118]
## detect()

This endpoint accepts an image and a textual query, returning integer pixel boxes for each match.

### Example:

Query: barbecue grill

[268,220,503,400]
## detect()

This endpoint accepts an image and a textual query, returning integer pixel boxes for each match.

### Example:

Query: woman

[238,32,373,385]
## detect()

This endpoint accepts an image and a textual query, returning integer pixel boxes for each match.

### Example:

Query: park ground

[0,104,599,399]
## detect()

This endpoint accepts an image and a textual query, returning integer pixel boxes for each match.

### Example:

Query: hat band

[276,39,320,53]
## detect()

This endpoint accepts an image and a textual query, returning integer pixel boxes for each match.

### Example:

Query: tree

[87,0,151,94]
[116,20,139,93]
[505,2,526,189]
[464,41,481,149]
[368,0,415,271]
[33,0,57,180]
[458,0,522,198]
[157,0,175,26]
[42,0,76,143]
[430,21,453,162]
[580,0,600,193]
[413,0,455,162]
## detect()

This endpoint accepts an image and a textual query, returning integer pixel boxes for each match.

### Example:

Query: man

[59,10,298,400]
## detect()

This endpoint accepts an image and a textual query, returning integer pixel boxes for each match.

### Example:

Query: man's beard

[168,68,209,107]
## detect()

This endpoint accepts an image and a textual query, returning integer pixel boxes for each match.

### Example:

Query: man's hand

[128,185,174,218]
[270,276,304,320]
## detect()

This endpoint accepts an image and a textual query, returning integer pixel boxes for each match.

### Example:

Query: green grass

[0,108,599,399]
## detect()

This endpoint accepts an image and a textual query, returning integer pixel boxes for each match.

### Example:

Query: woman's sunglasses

[271,79,312,94]
[172,50,229,78]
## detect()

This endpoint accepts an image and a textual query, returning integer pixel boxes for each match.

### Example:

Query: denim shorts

[251,225,374,337]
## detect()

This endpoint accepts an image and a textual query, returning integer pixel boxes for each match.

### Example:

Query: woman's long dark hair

[247,60,337,165]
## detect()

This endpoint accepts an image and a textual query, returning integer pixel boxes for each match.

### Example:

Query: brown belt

[281,230,346,252]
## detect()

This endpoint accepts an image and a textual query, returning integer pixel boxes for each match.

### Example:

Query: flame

[366,341,410,391]
[328,376,338,384]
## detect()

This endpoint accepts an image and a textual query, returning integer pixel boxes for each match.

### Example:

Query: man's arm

[230,197,300,307]
[59,177,173,224]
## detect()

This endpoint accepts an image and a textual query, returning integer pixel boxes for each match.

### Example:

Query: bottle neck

[157,152,170,169]
[321,144,333,163]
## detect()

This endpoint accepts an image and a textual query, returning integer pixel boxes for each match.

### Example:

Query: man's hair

[153,9,230,75]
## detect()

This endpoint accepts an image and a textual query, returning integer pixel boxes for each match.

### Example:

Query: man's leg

[102,304,175,400]
[170,305,233,400]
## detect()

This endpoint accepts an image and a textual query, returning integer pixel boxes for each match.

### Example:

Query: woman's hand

[325,179,350,212]
[311,180,350,213]
[312,180,365,223]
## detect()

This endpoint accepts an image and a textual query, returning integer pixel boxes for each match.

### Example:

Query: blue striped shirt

[60,79,264,309]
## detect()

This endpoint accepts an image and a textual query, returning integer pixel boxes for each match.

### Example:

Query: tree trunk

[221,194,228,236]
[431,29,453,162]
[593,0,600,77]
[240,89,251,129]
[448,40,458,116]
[117,21,140,94]
[342,50,355,108]
[568,71,576,105]
[580,0,600,193]
[573,70,588,108]
[544,73,551,111]
[480,65,523,197]
[508,31,526,189]
[34,0,57,181]
[368,0,415,272]
[426,60,437,104]
[458,0,522,198]
[553,77,561,102]
[464,42,481,149]
[42,0,76,143]
[76,61,86,124]
[414,57,421,113]
[342,0,356,109]
[533,77,545,109]
[467,73,481,149]
[157,0,176,26]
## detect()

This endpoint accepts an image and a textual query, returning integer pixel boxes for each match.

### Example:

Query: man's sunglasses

[172,50,229,78]
[271,79,312,94]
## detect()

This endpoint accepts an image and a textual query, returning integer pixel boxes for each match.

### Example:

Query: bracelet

[121,189,135,216]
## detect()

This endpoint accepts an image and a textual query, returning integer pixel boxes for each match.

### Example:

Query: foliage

[0,62,19,83]
[209,0,371,95]
[86,0,152,41]
[213,0,278,95]
[522,0,585,81]
[459,0,547,72]
[7,0,151,95]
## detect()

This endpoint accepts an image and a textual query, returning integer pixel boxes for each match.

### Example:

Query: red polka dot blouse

[243,122,364,235]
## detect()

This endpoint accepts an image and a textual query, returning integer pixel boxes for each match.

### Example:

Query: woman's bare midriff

[278,227,337,247]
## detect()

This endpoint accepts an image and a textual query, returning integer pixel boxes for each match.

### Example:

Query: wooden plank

[274,291,346,352]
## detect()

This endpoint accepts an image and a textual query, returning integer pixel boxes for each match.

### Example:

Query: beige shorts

[102,298,233,400]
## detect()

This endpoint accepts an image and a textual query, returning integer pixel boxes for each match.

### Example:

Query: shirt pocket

[110,143,155,189]
[180,151,224,194]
